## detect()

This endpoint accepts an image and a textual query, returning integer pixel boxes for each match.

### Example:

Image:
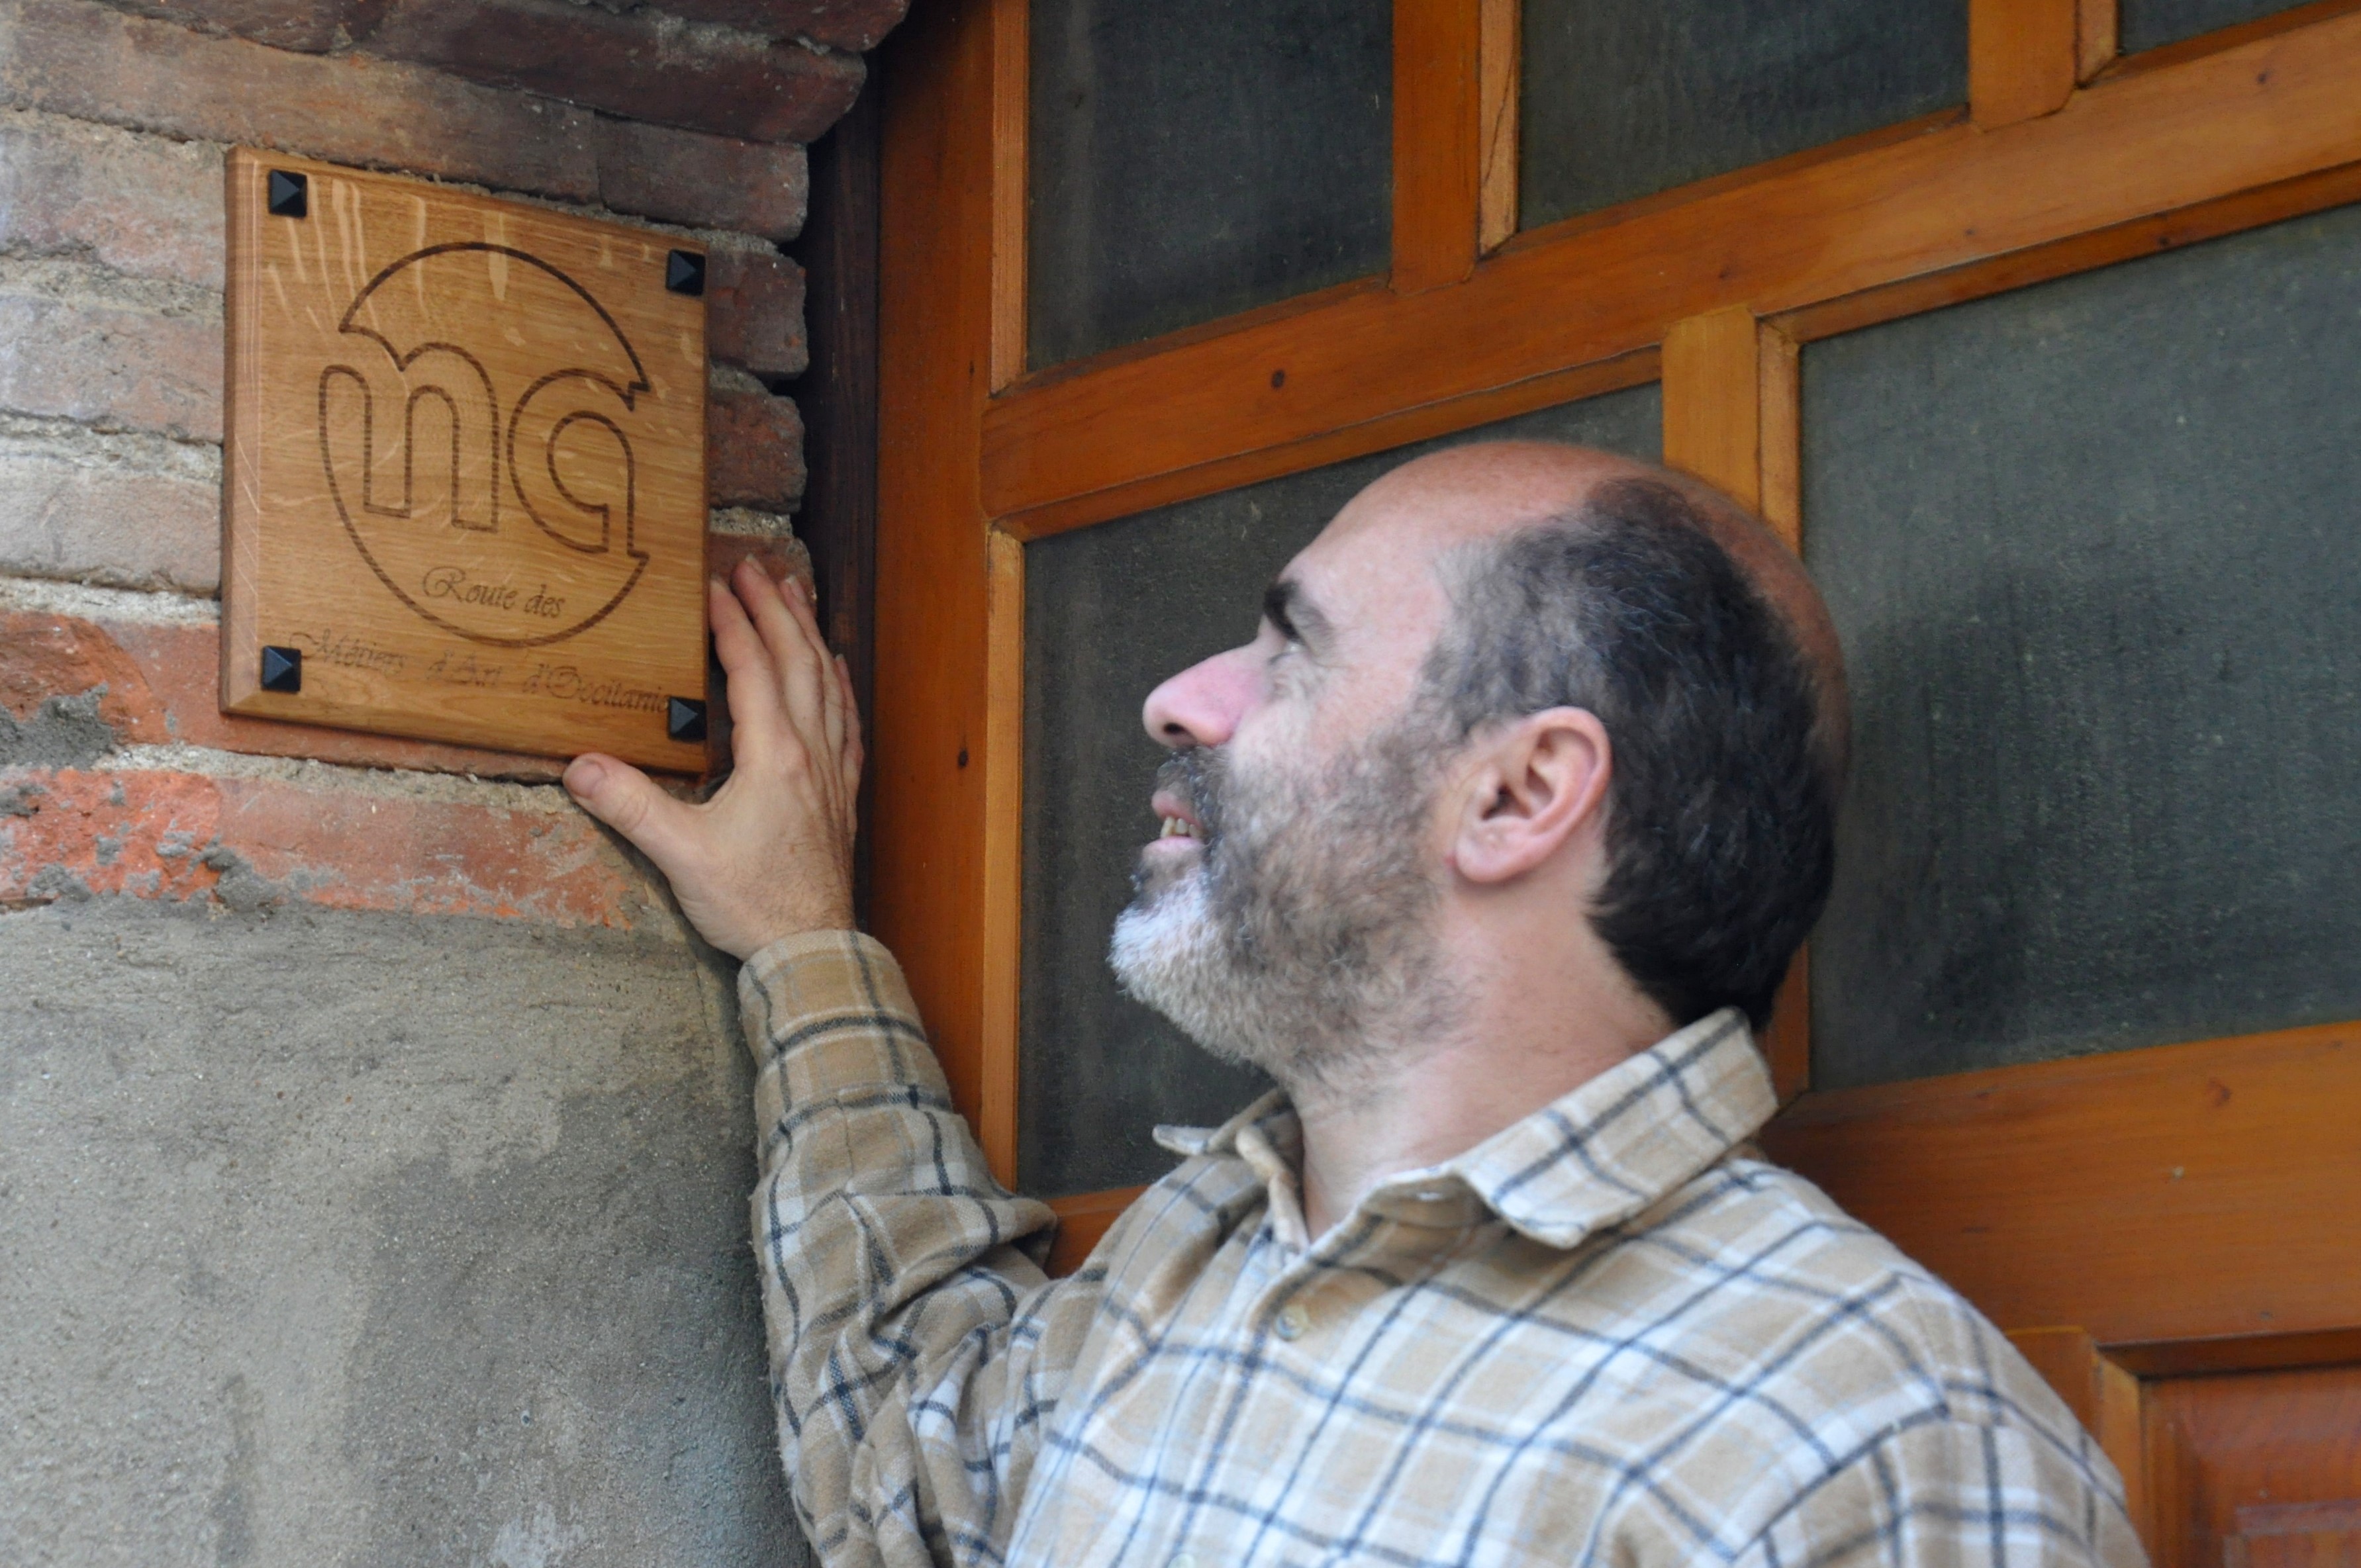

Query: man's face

[1108,496,1465,1086]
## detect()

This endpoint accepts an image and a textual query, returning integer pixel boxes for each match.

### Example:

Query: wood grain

[871,0,1002,1132]
[1001,348,1660,542]
[1391,0,1482,293]
[222,148,707,772]
[1972,0,2081,128]
[1762,1019,2361,1348]
[1661,305,1762,508]
[2145,1363,2361,1568]
[977,526,1026,1187]
[981,10,2361,523]
[1476,0,1519,253]
[1772,156,2361,349]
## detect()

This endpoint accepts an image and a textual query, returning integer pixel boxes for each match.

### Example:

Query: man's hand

[563,557,862,960]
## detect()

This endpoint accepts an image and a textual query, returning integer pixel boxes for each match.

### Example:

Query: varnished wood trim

[1774,158,2361,349]
[1662,305,1764,508]
[977,527,1026,1185]
[1046,1184,1149,1277]
[2078,0,2120,81]
[1972,0,2081,128]
[1392,0,1482,294]
[1764,1019,2361,1348]
[2098,0,2361,82]
[2107,1325,2361,1379]
[873,0,1000,1132]
[2097,1352,2146,1544]
[1000,349,1661,542]
[981,12,2361,520]
[1476,0,1519,253]
[988,0,1028,392]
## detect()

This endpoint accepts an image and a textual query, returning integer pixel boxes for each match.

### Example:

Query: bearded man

[561,442,2144,1567]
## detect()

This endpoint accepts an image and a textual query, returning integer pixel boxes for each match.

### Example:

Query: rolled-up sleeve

[739,932,1084,1567]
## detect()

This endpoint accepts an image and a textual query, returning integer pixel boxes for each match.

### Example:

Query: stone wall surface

[0,898,799,1566]
[0,0,889,1555]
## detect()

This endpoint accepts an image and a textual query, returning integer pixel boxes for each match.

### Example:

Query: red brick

[0,274,222,443]
[0,607,573,780]
[654,0,909,53]
[707,248,807,378]
[0,0,601,204]
[0,111,227,290]
[0,606,153,730]
[595,118,808,242]
[706,389,806,512]
[93,0,392,53]
[0,764,661,926]
[365,0,863,144]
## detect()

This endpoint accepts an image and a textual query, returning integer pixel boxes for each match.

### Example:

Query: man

[562,442,2144,1567]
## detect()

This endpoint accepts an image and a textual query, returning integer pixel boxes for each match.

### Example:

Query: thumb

[564,753,692,868]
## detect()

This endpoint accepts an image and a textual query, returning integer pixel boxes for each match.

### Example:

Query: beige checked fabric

[740,932,2145,1568]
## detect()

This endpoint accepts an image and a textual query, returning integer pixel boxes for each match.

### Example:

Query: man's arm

[739,929,1070,1561]
[563,563,1078,1561]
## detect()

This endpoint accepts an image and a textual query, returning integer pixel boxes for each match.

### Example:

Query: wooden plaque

[222,149,710,772]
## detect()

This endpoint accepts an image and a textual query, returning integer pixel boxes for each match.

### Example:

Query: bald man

[563,443,2144,1568]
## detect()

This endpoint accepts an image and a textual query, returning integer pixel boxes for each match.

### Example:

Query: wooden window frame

[875,0,2361,1356]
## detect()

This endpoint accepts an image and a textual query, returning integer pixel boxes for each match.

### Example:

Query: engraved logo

[318,243,651,647]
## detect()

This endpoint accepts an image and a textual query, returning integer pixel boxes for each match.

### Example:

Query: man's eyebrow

[1262,578,1332,647]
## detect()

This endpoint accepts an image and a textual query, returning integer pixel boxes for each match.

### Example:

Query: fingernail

[563,757,604,796]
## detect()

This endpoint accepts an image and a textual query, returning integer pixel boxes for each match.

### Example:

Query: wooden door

[868,4,2361,1562]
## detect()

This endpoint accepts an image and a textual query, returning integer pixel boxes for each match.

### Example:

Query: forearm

[738,932,1060,1549]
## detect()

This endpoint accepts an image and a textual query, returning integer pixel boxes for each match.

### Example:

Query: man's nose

[1141,648,1255,751]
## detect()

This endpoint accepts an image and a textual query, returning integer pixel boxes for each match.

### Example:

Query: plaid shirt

[741,933,2144,1568]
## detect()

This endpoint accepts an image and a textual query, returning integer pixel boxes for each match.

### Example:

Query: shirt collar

[1153,1009,1774,1254]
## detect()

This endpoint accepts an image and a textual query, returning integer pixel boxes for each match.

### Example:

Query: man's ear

[1446,708,1612,886]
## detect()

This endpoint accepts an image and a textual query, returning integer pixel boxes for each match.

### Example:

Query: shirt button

[1275,1303,1311,1341]
[1169,1555,1198,1568]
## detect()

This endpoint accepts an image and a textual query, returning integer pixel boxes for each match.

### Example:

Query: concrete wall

[0,0,901,1558]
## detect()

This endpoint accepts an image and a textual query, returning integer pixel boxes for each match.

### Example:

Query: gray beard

[1108,728,1456,1094]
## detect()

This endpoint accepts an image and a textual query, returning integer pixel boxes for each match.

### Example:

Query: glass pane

[2120,0,2302,54]
[1518,0,1966,230]
[1020,386,1664,1195]
[1026,0,1391,371]
[1803,201,2361,1091]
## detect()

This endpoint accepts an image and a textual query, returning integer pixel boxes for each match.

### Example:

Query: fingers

[731,559,830,755]
[563,753,697,872]
[709,575,785,764]
[834,655,863,798]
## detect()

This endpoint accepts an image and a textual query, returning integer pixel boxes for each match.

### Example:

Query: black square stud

[664,248,705,297]
[666,696,707,743]
[266,169,309,219]
[260,645,303,693]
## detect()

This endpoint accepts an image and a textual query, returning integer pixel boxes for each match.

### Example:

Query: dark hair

[1418,477,1839,1028]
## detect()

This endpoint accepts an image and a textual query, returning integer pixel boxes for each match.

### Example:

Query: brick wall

[0,1,896,1559]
